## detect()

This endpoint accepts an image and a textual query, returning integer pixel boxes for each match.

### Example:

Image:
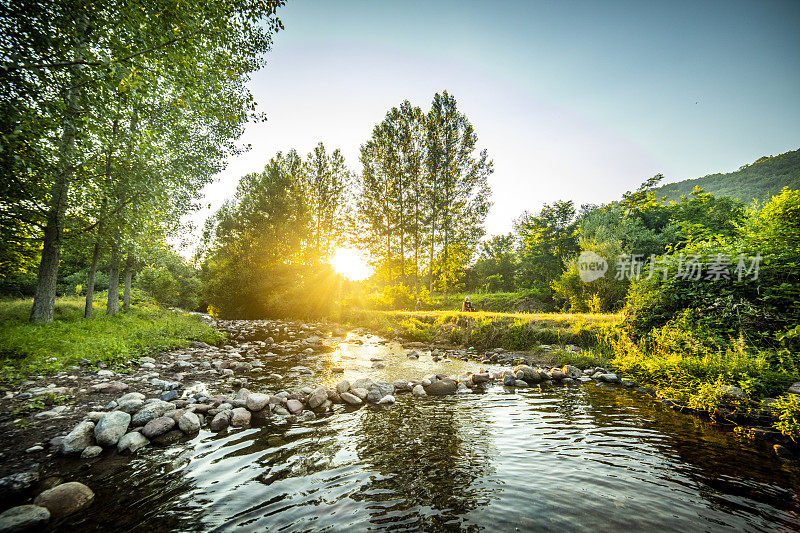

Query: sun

[330,247,373,281]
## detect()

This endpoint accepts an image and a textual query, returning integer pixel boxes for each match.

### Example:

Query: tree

[1,0,285,322]
[515,200,579,294]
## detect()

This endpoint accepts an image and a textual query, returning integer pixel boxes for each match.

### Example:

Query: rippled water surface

[57,333,800,532]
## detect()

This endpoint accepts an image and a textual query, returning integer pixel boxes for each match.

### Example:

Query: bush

[136,266,179,306]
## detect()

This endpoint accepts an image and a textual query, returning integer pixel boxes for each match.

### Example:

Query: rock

[512,365,539,382]
[0,472,39,500]
[336,380,351,394]
[412,384,427,397]
[366,388,383,403]
[502,374,516,387]
[788,382,800,394]
[80,446,103,459]
[514,380,529,388]
[94,411,131,447]
[550,370,566,380]
[718,385,744,398]
[131,400,176,425]
[152,429,184,446]
[177,411,201,433]
[377,394,395,405]
[598,373,620,383]
[472,373,491,384]
[210,411,230,431]
[141,416,175,439]
[245,393,270,412]
[96,369,114,378]
[61,421,95,455]
[340,392,363,405]
[24,446,43,454]
[160,390,179,402]
[393,380,412,392]
[117,399,144,414]
[0,505,50,532]
[230,407,251,427]
[563,365,582,379]
[352,377,375,390]
[117,432,149,454]
[90,381,128,394]
[286,399,303,414]
[33,482,94,519]
[307,387,328,409]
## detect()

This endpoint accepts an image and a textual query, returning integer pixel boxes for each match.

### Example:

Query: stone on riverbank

[0,505,50,532]
[117,432,149,454]
[307,387,328,409]
[94,411,131,447]
[142,416,175,439]
[131,400,175,426]
[340,392,362,405]
[61,421,95,455]
[336,380,351,394]
[286,399,303,414]
[177,411,201,433]
[210,411,230,431]
[33,482,94,519]
[513,365,539,382]
[246,393,270,411]
[230,408,251,427]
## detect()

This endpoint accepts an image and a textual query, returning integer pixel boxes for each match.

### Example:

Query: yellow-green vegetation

[0,297,223,383]
[345,309,619,359]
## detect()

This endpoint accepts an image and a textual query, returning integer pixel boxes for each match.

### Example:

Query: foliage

[773,395,800,443]
[0,296,222,383]
[357,92,492,292]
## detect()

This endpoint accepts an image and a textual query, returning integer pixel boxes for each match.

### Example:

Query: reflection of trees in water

[574,384,800,525]
[353,396,497,532]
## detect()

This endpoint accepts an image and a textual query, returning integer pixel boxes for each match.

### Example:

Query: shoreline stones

[33,482,94,519]
[0,505,50,532]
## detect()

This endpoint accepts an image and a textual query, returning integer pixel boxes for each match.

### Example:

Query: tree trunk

[106,227,121,315]
[30,82,79,323]
[84,223,103,318]
[123,252,133,312]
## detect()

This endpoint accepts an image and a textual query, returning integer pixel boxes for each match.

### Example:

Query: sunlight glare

[330,247,373,281]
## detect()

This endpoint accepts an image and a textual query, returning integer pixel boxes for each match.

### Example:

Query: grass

[343,308,621,355]
[0,296,224,384]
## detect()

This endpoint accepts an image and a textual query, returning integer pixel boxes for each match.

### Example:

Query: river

[54,329,800,532]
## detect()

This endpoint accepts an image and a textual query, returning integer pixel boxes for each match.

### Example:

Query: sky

[186,0,800,250]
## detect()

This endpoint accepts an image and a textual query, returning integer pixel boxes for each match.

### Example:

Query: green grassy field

[343,309,620,366]
[0,296,223,383]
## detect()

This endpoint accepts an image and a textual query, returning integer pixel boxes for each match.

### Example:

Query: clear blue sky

[193,0,800,243]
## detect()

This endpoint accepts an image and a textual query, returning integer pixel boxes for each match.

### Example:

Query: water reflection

[45,333,800,532]
[353,397,497,531]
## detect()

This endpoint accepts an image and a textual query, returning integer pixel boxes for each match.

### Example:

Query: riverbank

[343,309,618,356]
[0,315,797,530]
[0,297,223,384]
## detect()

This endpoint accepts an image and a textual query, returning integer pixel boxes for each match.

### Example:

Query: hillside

[653,148,800,203]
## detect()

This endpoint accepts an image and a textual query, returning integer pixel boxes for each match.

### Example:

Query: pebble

[25,445,44,454]
[340,392,363,405]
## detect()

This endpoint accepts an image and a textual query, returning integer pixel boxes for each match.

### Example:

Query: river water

[57,332,800,532]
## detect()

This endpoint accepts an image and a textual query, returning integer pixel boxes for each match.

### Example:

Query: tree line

[0,0,284,322]
[197,91,493,317]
